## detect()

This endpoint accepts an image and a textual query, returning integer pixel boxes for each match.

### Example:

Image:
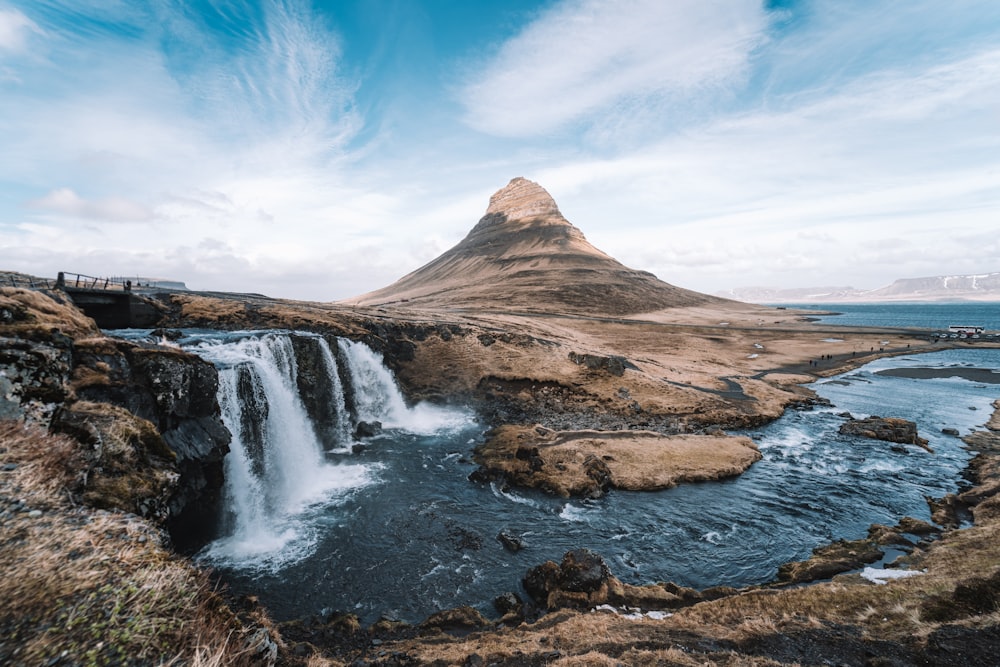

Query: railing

[57,272,134,291]
[3,273,54,289]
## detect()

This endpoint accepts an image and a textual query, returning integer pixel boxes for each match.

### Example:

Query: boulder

[354,420,383,439]
[497,530,527,552]
[839,416,931,452]
[493,592,523,617]
[568,351,637,377]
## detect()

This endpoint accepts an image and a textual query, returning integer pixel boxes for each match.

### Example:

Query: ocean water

[782,302,1000,331]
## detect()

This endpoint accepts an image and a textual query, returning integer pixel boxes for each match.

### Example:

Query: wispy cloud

[0,6,42,53]
[459,0,769,138]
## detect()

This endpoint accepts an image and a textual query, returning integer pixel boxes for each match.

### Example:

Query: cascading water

[182,331,472,570]
[338,338,470,434]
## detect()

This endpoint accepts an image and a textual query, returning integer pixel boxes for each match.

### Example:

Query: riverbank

[4,284,1000,665]
[294,398,1000,666]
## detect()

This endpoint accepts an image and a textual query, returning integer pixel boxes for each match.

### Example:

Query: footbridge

[55,272,163,329]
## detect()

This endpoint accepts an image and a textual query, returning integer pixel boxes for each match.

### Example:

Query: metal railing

[3,273,54,289]
[57,272,134,292]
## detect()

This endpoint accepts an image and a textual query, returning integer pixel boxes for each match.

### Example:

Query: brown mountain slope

[345,177,720,315]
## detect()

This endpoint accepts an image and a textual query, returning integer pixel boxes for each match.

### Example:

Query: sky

[1,0,998,301]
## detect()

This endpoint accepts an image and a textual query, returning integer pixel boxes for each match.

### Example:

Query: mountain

[346,177,719,315]
[722,272,1000,303]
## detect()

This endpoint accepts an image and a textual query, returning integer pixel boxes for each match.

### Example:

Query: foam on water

[185,331,470,571]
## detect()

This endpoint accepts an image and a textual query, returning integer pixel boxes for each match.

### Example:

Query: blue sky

[2,0,998,300]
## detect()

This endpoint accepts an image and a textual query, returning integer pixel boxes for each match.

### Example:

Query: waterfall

[338,338,411,426]
[184,330,470,569]
[338,338,470,434]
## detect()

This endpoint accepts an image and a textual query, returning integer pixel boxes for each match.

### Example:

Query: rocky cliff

[0,287,229,547]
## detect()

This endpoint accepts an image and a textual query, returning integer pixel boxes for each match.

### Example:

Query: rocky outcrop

[1,288,229,548]
[69,337,230,546]
[290,334,349,449]
[568,351,637,377]
[522,549,706,613]
[776,538,885,584]
[50,401,180,521]
[472,425,761,497]
[839,416,931,451]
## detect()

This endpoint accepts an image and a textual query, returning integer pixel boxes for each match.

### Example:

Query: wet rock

[497,530,526,552]
[493,592,523,616]
[942,427,960,436]
[559,548,610,592]
[524,549,611,605]
[290,334,350,450]
[927,493,967,529]
[839,416,931,452]
[776,538,884,584]
[354,420,383,439]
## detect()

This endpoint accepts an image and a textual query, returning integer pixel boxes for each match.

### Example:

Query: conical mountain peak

[345,178,718,315]
[483,177,561,221]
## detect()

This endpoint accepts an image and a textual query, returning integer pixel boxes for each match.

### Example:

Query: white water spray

[194,333,374,567]
[338,338,469,434]
[188,331,470,569]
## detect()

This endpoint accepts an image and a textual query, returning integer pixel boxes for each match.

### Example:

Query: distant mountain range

[720,272,1000,303]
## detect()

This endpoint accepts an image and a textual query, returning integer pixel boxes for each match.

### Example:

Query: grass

[0,286,100,337]
[0,420,273,666]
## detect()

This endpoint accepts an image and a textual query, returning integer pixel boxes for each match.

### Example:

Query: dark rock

[523,560,561,602]
[776,539,884,584]
[351,444,367,454]
[927,493,967,529]
[0,334,73,423]
[896,516,940,536]
[568,351,637,377]
[70,339,230,547]
[290,334,350,450]
[150,328,183,341]
[354,421,383,439]
[559,548,611,593]
[50,402,179,522]
[493,592,523,616]
[477,333,496,347]
[839,416,931,451]
[582,454,612,498]
[942,427,960,436]
[497,530,526,552]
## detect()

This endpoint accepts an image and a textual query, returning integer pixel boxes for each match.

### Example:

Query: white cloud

[459,0,768,137]
[0,7,41,53]
[27,187,152,222]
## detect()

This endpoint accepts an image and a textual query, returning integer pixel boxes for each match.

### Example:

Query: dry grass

[0,287,99,336]
[0,420,272,666]
[476,425,761,496]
